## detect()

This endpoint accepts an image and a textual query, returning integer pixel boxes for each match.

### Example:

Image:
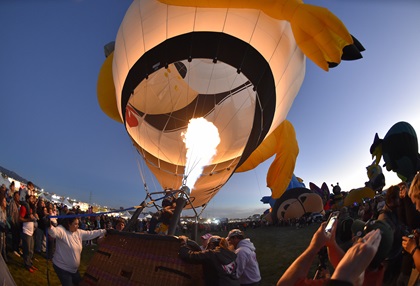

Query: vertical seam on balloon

[213,8,230,126]
[250,10,269,144]
[276,44,302,111]
[156,3,171,163]
[138,1,146,67]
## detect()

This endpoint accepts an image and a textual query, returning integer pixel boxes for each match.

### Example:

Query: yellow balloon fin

[158,0,355,71]
[97,52,122,123]
[236,120,299,199]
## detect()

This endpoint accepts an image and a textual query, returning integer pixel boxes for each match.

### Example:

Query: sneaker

[31,266,39,271]
[13,251,20,257]
[27,267,34,273]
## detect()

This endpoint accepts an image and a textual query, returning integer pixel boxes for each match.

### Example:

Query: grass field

[7,223,322,286]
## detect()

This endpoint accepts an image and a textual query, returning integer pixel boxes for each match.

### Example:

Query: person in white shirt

[48,211,106,285]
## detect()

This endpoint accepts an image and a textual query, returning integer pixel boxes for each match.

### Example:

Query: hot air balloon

[365,162,386,193]
[97,0,363,211]
[261,174,305,208]
[270,187,324,222]
[370,121,420,182]
[309,182,331,209]
[88,0,365,284]
[343,187,375,207]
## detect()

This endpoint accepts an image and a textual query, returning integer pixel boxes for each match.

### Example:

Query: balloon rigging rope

[253,167,263,198]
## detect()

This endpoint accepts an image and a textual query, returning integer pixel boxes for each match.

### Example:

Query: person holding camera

[402,232,420,284]
[277,219,383,286]
[395,180,420,286]
[377,185,404,285]
[402,172,420,284]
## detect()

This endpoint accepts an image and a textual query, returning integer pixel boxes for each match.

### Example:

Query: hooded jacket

[179,242,239,286]
[235,238,261,284]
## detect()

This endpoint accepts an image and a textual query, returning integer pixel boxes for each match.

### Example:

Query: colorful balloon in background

[270,187,324,222]
[309,182,330,209]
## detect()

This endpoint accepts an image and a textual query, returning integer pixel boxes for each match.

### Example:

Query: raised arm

[325,219,345,268]
[331,229,381,285]
[277,222,330,285]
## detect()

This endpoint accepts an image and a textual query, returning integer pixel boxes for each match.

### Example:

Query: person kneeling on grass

[48,212,106,286]
[277,219,384,286]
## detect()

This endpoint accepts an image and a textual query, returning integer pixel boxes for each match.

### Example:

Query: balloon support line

[48,191,176,220]
[48,206,136,219]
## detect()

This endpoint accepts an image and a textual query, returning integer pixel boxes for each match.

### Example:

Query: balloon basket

[81,230,204,286]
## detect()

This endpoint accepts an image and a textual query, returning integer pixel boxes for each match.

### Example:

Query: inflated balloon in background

[370,121,420,182]
[343,187,375,207]
[270,187,323,222]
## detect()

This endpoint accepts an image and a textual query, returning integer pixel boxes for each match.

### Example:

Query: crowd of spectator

[2,171,420,285]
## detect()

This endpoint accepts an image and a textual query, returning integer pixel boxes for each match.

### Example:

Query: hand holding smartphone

[325,211,339,233]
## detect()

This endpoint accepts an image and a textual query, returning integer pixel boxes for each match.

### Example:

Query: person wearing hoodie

[179,235,239,286]
[227,229,261,286]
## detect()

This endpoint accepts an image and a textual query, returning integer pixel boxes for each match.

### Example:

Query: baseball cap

[227,229,244,240]
[201,233,212,240]
[351,219,393,269]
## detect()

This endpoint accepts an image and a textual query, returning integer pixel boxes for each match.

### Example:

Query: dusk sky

[1,0,419,218]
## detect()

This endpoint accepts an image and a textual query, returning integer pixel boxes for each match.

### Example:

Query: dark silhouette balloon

[370,121,420,182]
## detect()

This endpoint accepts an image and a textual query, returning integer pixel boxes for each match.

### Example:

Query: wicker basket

[81,230,204,286]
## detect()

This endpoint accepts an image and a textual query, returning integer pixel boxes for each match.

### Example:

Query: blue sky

[1,0,419,218]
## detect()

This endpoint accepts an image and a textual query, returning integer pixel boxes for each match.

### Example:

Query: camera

[325,211,339,233]
[401,227,420,239]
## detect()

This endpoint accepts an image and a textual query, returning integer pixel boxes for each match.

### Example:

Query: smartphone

[325,211,339,233]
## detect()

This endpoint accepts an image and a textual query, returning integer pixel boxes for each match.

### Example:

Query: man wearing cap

[227,229,261,286]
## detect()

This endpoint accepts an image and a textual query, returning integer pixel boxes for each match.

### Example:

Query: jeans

[35,228,45,252]
[53,263,82,286]
[21,232,34,268]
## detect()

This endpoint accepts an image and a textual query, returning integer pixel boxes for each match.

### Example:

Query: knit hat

[351,219,393,269]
